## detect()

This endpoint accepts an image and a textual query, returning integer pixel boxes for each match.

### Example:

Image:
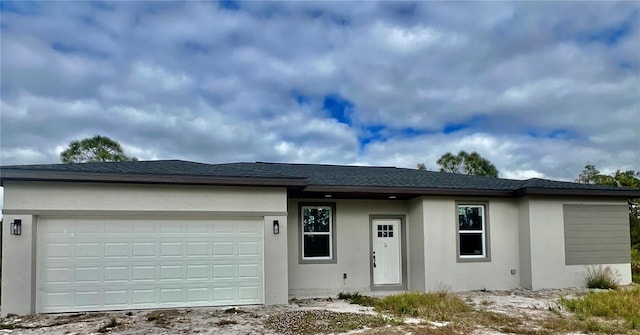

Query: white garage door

[37,217,264,313]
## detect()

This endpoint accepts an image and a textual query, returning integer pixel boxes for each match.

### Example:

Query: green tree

[576,164,640,250]
[434,151,499,177]
[416,163,427,171]
[60,135,138,163]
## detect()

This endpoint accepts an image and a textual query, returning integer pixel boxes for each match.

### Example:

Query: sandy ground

[0,288,589,335]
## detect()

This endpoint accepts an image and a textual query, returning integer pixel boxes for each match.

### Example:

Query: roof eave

[0,170,309,187]
[514,187,640,198]
[302,185,514,197]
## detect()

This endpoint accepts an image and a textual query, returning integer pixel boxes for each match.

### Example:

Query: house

[1,160,638,316]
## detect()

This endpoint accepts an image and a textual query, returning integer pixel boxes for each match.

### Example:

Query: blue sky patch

[218,0,240,11]
[290,91,310,106]
[442,123,467,134]
[183,41,211,54]
[323,94,354,125]
[358,125,429,151]
[582,12,636,45]
[442,114,488,134]
[359,125,386,147]
[394,2,417,17]
[90,1,115,11]
[0,0,41,15]
[303,8,349,25]
[51,42,108,59]
[527,128,576,140]
[399,127,428,138]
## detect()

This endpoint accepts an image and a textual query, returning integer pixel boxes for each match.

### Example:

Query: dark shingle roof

[2,160,638,198]
[222,162,521,190]
[1,160,292,178]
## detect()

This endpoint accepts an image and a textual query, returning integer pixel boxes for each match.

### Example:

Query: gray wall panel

[563,204,630,265]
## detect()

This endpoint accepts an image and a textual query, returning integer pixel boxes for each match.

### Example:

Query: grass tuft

[584,265,619,289]
[216,319,238,326]
[337,292,380,307]
[373,292,471,320]
[632,249,640,284]
[560,286,640,329]
[97,318,120,333]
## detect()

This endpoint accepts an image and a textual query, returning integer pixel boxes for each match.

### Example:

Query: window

[457,204,489,261]
[377,224,394,238]
[300,204,336,262]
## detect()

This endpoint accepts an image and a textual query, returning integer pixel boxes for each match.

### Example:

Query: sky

[1,1,639,186]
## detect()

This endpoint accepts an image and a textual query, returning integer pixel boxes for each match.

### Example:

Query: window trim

[455,202,491,263]
[299,202,337,264]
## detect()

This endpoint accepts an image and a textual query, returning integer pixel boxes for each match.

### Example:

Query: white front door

[372,219,402,285]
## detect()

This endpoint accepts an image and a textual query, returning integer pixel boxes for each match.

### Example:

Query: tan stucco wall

[3,181,287,215]
[1,214,35,315]
[517,199,533,288]
[525,197,632,289]
[264,215,289,304]
[408,198,425,292]
[422,197,521,292]
[287,199,409,298]
[1,181,289,316]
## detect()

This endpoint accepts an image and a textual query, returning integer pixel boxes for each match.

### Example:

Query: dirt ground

[0,288,590,335]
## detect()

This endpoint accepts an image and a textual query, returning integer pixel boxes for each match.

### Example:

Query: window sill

[457,256,491,263]
[299,258,337,264]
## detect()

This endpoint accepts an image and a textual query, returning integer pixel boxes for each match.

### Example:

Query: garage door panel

[187,287,210,302]
[160,242,183,257]
[75,267,101,283]
[104,266,129,282]
[187,242,210,256]
[37,217,264,313]
[76,243,101,258]
[104,290,128,306]
[41,243,73,260]
[238,285,261,301]
[238,241,261,256]
[42,266,72,284]
[133,242,157,257]
[105,222,131,233]
[104,242,129,258]
[186,264,210,280]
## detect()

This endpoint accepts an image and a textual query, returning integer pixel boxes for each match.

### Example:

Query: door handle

[373,252,376,268]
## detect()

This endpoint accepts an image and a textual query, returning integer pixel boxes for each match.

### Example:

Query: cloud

[0,1,638,182]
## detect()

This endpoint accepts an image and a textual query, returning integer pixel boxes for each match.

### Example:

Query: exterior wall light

[273,220,280,234]
[10,219,22,236]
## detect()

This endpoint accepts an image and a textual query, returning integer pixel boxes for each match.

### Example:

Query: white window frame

[456,203,490,262]
[300,204,335,263]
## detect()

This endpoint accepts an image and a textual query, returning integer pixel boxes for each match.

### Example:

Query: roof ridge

[253,161,399,169]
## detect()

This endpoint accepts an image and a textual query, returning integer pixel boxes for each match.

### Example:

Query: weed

[0,323,30,330]
[632,249,640,283]
[584,265,620,289]
[97,318,120,333]
[144,309,181,328]
[480,299,492,306]
[431,282,452,297]
[374,292,471,320]
[216,319,238,326]
[224,307,248,314]
[337,292,380,306]
[560,286,640,329]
